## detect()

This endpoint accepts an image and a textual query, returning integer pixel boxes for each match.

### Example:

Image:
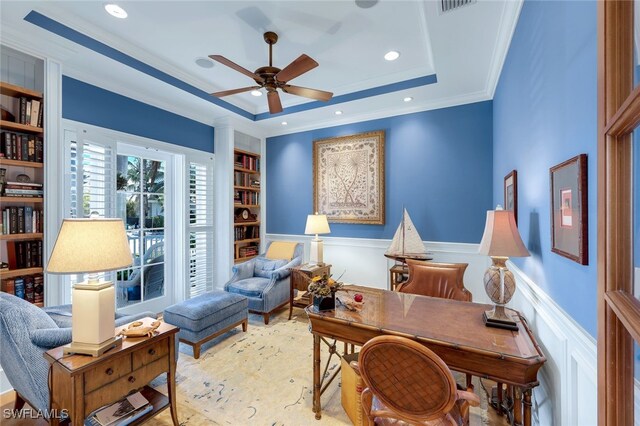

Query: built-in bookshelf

[233,148,260,263]
[0,79,46,307]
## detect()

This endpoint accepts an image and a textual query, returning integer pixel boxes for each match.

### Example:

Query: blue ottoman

[164,290,248,359]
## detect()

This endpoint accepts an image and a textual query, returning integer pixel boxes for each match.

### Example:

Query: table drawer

[84,353,132,393]
[133,339,169,370]
[84,355,169,416]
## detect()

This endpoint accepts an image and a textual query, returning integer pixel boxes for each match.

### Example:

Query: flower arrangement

[307,273,343,297]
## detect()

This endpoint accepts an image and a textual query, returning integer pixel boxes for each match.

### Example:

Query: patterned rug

[151,309,496,426]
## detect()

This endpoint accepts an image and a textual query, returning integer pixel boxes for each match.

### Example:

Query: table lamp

[478,206,530,330]
[47,218,133,356]
[305,213,331,266]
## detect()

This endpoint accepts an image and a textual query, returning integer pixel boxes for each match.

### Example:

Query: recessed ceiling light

[195,57,214,69]
[104,4,128,19]
[355,0,379,8]
[384,51,400,61]
[403,97,413,102]
[251,90,262,97]
[281,121,288,126]
[335,110,343,115]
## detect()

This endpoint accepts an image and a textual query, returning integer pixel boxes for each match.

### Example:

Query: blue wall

[62,76,214,152]
[493,0,597,336]
[267,101,493,242]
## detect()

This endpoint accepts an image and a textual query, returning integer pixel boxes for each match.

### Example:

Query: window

[187,159,214,297]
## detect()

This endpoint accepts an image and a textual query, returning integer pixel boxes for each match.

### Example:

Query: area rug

[151,309,497,426]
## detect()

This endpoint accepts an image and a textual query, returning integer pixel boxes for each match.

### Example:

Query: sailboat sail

[385,209,427,257]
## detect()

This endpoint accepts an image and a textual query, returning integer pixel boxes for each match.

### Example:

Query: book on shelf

[86,391,151,426]
[0,132,43,163]
[2,206,43,234]
[5,240,43,269]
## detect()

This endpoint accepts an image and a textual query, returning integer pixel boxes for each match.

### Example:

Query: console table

[289,264,331,319]
[45,318,179,425]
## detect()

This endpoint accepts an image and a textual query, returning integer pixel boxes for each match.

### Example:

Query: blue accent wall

[267,101,493,242]
[636,128,639,267]
[62,76,214,153]
[493,0,597,336]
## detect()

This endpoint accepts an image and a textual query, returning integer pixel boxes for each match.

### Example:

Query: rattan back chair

[353,335,479,426]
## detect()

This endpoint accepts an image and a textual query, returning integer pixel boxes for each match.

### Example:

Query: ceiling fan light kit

[209,31,333,114]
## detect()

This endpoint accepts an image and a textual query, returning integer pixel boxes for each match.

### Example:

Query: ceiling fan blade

[282,85,333,102]
[211,86,261,97]
[267,91,283,114]
[209,55,264,83]
[275,54,319,83]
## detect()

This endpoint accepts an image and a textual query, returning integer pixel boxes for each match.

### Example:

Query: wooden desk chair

[351,335,479,426]
[396,260,472,302]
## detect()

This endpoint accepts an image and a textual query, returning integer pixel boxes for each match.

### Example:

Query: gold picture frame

[313,130,385,224]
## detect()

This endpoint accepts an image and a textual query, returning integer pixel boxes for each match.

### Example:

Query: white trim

[486,0,524,99]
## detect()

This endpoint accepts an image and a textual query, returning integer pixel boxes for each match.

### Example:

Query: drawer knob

[148,348,156,356]
[105,368,113,376]
[128,376,136,383]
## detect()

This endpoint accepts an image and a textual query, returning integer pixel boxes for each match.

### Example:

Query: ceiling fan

[209,31,333,114]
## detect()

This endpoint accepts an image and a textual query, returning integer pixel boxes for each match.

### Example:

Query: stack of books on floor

[3,181,43,198]
[85,391,152,426]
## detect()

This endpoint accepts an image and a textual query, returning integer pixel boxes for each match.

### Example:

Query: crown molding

[486,0,523,98]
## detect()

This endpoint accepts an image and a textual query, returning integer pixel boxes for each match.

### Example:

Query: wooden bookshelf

[0,267,44,279]
[0,232,43,241]
[1,76,46,308]
[233,148,260,263]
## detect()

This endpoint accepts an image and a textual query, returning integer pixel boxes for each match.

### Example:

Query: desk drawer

[84,355,168,416]
[133,339,169,370]
[84,353,132,393]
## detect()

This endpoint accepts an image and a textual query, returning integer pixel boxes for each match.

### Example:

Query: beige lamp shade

[478,209,530,257]
[305,213,331,235]
[47,218,133,274]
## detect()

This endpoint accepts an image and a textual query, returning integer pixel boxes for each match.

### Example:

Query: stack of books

[1,206,44,234]
[238,244,259,258]
[3,181,43,198]
[85,391,152,426]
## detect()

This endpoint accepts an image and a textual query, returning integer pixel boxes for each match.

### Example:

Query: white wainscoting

[267,233,599,426]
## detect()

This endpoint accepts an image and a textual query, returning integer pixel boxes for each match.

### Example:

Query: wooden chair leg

[14,392,25,411]
[263,313,270,325]
[466,373,474,390]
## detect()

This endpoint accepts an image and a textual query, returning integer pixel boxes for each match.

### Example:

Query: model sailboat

[385,208,429,261]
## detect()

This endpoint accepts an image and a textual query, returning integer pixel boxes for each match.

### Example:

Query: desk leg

[313,334,321,420]
[168,335,180,426]
[523,388,532,426]
[513,387,523,426]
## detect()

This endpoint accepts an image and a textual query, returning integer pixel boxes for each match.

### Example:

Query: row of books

[234,190,259,205]
[1,206,44,234]
[1,132,44,163]
[1,274,44,304]
[238,244,259,258]
[234,153,260,171]
[5,240,43,269]
[233,172,260,188]
[234,225,259,241]
[16,97,44,128]
[2,181,43,198]
[85,391,152,426]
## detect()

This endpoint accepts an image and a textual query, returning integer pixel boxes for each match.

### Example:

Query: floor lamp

[47,218,133,356]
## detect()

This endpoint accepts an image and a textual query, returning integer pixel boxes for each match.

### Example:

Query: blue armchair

[224,241,302,324]
[0,293,153,414]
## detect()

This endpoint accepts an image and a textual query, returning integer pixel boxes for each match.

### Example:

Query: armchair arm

[226,259,257,287]
[269,257,302,281]
[30,327,72,349]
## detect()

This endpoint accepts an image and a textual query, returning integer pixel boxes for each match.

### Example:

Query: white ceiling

[0,0,522,137]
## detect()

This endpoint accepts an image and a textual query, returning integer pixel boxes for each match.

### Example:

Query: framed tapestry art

[504,170,518,225]
[549,154,588,265]
[313,130,385,224]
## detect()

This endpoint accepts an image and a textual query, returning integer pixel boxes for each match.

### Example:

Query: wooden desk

[305,286,545,426]
[45,318,179,426]
[289,264,331,320]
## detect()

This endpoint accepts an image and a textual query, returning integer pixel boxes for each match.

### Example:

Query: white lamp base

[309,239,324,266]
[68,281,118,357]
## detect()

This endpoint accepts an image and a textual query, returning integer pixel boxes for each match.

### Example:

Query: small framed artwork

[550,154,588,265]
[504,170,518,224]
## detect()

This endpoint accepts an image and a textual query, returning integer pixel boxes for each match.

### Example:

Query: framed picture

[313,130,385,224]
[550,154,588,265]
[504,170,518,225]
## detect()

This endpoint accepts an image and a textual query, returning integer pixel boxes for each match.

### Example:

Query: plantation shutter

[187,157,214,298]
